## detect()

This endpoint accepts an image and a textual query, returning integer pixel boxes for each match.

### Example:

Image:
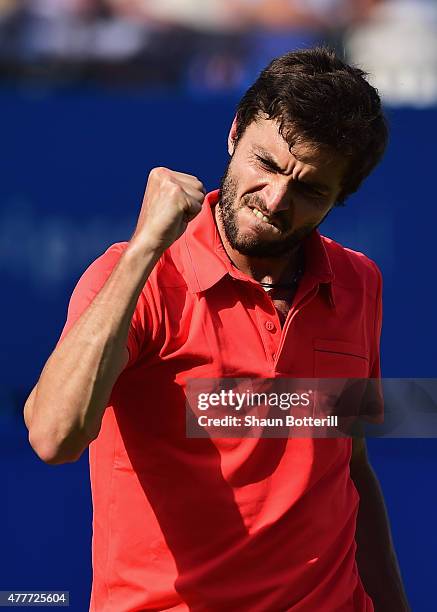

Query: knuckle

[150,166,167,179]
[167,180,181,195]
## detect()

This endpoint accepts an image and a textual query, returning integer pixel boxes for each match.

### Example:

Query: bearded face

[217,160,330,259]
[215,118,345,261]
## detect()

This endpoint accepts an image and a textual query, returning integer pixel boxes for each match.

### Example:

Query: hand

[130,167,205,254]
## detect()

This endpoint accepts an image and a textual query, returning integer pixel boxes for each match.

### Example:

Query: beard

[217,162,326,258]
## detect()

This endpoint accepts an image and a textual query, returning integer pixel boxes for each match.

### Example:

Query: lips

[248,206,279,230]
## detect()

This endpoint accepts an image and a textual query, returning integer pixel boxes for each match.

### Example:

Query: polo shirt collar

[302,224,336,308]
[180,190,229,293]
[181,189,336,307]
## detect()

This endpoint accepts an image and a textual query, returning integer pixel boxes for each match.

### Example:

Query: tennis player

[24,48,410,611]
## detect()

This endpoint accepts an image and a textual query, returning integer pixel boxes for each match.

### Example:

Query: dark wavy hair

[235,47,388,204]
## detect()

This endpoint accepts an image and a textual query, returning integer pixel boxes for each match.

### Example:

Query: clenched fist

[130,167,206,254]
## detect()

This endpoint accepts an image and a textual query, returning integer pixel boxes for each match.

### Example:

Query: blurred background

[1,0,436,610]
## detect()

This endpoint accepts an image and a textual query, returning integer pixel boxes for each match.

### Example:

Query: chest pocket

[313,338,369,378]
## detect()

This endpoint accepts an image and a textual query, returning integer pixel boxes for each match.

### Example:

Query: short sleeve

[369,261,383,380]
[361,261,384,424]
[57,242,148,367]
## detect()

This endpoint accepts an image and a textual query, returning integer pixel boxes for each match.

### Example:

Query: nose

[261,180,290,215]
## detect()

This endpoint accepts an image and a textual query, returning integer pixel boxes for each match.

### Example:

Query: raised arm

[24,167,205,465]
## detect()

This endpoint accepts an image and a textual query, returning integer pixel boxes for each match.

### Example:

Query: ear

[227,115,238,156]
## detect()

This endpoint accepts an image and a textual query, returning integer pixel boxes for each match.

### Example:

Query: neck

[214,205,302,285]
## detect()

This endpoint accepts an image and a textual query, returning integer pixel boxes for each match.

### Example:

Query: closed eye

[296,183,324,197]
[294,179,331,200]
[254,154,281,173]
[253,151,330,201]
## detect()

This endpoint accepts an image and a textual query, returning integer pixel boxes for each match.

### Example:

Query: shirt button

[265,320,276,332]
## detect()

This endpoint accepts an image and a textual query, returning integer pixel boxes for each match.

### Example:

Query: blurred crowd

[1,0,437,104]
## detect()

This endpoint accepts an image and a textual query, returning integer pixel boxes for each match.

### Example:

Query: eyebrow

[252,146,331,192]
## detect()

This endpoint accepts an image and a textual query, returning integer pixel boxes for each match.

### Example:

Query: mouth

[247,205,281,231]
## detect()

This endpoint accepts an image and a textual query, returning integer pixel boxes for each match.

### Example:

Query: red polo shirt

[59,190,382,611]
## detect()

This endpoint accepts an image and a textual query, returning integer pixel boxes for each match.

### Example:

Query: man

[24,48,409,611]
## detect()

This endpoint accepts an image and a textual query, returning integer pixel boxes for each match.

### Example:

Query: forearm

[351,460,410,611]
[26,241,160,464]
[25,166,205,464]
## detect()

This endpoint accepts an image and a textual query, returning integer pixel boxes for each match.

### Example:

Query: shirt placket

[253,276,323,372]
[252,286,284,367]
